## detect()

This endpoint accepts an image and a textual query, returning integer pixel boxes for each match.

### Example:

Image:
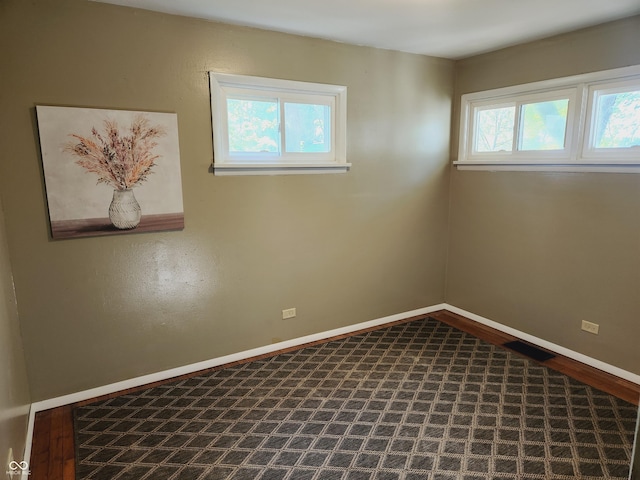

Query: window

[474,104,515,153]
[469,90,574,158]
[583,79,640,158]
[519,98,570,151]
[210,73,348,175]
[456,65,640,172]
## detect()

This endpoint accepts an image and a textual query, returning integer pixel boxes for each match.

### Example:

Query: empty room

[1,0,639,479]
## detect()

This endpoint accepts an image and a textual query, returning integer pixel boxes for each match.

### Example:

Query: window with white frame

[209,73,348,175]
[583,79,640,158]
[456,65,640,172]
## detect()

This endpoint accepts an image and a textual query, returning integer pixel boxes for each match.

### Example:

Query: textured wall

[0,0,453,401]
[0,195,31,469]
[447,16,640,374]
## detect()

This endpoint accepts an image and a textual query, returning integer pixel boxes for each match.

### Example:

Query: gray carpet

[74,317,638,479]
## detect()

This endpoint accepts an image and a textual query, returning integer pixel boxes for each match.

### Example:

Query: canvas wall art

[36,106,184,239]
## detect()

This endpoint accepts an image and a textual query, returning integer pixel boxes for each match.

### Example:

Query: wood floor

[29,310,640,480]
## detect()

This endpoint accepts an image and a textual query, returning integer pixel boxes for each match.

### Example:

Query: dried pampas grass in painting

[65,115,166,191]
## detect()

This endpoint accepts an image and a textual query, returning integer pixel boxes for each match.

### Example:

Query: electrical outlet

[282,308,296,320]
[581,320,599,335]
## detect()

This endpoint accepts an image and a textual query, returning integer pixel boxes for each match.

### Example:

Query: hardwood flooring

[29,310,640,480]
[31,405,75,480]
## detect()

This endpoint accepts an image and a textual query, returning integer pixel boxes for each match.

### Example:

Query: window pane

[593,90,640,148]
[226,98,280,153]
[474,106,515,152]
[284,103,331,153]
[519,99,569,151]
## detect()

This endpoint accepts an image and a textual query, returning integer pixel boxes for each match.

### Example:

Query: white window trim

[455,64,640,173]
[468,89,577,160]
[582,78,640,160]
[210,73,349,176]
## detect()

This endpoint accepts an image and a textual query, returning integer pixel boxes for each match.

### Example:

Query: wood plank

[62,405,76,480]
[30,410,52,480]
[31,407,73,480]
[47,406,64,480]
[431,310,518,346]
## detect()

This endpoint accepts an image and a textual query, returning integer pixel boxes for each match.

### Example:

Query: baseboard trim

[21,304,442,470]
[23,302,640,473]
[444,303,640,386]
[29,303,447,415]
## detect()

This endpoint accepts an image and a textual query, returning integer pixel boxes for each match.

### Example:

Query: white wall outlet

[282,308,296,320]
[581,320,599,335]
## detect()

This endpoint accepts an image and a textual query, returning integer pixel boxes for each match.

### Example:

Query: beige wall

[0,194,31,469]
[0,0,453,401]
[447,17,640,374]
[1,0,637,457]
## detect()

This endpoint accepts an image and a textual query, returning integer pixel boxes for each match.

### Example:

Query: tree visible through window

[210,72,348,175]
[227,98,279,154]
[475,106,515,152]
[457,65,640,171]
[473,100,569,154]
[593,90,640,149]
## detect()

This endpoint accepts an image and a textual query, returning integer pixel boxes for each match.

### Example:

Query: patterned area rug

[74,317,638,480]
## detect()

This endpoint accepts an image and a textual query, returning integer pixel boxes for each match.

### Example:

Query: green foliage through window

[474,100,569,153]
[458,65,640,170]
[226,99,333,156]
[227,98,280,154]
[520,99,569,151]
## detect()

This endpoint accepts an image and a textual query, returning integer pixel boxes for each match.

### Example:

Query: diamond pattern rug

[74,317,638,479]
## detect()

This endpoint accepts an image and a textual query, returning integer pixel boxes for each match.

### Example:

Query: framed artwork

[36,106,184,239]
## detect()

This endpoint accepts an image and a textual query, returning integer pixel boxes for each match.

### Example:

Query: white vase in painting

[108,189,141,229]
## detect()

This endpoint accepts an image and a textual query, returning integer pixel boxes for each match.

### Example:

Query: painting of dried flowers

[36,106,184,239]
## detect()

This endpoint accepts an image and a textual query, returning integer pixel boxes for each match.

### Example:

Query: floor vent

[503,340,556,362]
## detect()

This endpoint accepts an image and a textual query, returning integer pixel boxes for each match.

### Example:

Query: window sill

[453,160,640,173]
[213,163,352,176]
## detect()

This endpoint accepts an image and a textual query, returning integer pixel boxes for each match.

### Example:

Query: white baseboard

[29,303,447,415]
[444,303,640,386]
[21,303,445,468]
[21,303,447,471]
[22,301,640,472]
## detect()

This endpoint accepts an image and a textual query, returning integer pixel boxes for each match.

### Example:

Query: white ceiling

[95,0,640,59]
